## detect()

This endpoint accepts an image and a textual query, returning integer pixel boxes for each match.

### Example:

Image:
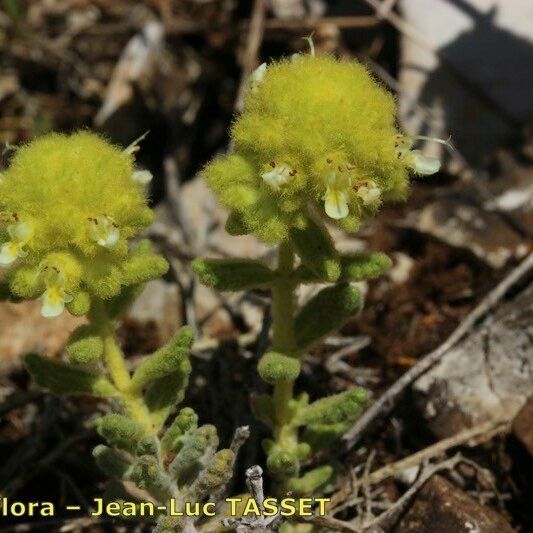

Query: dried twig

[235,0,268,112]
[331,417,509,510]
[343,252,533,448]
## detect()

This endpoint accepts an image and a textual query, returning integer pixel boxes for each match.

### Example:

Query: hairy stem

[91,301,155,435]
[272,242,298,452]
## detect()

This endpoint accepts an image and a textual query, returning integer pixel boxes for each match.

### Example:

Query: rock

[394,475,513,533]
[403,195,529,269]
[125,279,183,345]
[399,0,533,167]
[413,282,533,438]
[512,396,533,457]
[0,301,85,371]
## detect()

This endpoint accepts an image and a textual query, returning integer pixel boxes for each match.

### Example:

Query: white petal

[410,150,441,175]
[0,242,19,265]
[248,63,267,93]
[358,185,381,206]
[261,166,291,190]
[324,188,349,219]
[40,289,66,318]
[8,221,33,242]
[132,170,153,184]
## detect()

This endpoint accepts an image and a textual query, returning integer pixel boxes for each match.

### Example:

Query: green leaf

[289,216,340,282]
[192,258,276,291]
[66,324,104,364]
[96,414,144,453]
[189,449,234,500]
[225,211,249,236]
[295,251,392,283]
[294,387,368,427]
[339,252,392,281]
[93,445,132,479]
[130,326,194,392]
[25,354,116,397]
[302,422,350,451]
[294,283,363,351]
[144,358,192,429]
[287,465,333,495]
[106,284,145,319]
[121,254,169,286]
[66,291,91,316]
[161,407,198,455]
[257,352,301,384]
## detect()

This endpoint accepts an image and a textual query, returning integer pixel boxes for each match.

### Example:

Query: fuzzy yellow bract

[204,55,411,243]
[0,132,167,317]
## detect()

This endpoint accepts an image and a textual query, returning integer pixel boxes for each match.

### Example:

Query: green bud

[96,414,144,453]
[66,324,104,364]
[340,252,392,281]
[266,449,299,478]
[121,254,169,286]
[136,436,158,456]
[192,258,276,291]
[225,212,249,236]
[66,291,91,316]
[296,442,312,461]
[130,326,194,392]
[290,216,340,282]
[257,352,301,384]
[161,407,198,454]
[93,445,132,479]
[25,353,116,397]
[295,387,369,427]
[295,283,363,351]
[9,266,44,298]
[287,465,333,495]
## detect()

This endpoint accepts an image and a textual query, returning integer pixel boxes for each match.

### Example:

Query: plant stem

[92,302,155,435]
[272,242,298,451]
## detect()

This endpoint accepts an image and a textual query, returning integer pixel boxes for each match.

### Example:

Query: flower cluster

[204,55,445,243]
[0,132,166,317]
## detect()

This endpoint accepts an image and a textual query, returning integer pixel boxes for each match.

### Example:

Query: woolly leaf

[25,353,116,397]
[169,425,219,484]
[145,359,192,429]
[287,465,333,495]
[93,445,132,479]
[66,291,91,316]
[96,414,144,453]
[9,266,44,298]
[121,254,169,286]
[66,324,104,364]
[295,283,363,351]
[161,407,198,455]
[192,258,276,291]
[257,351,301,384]
[189,449,234,500]
[289,216,340,282]
[294,387,368,427]
[302,422,349,451]
[130,326,194,392]
[295,251,392,283]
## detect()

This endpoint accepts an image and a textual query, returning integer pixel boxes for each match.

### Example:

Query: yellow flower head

[0,132,167,317]
[204,55,442,243]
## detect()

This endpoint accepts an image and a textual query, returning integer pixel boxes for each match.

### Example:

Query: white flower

[323,171,350,220]
[355,180,382,207]
[88,215,120,248]
[40,284,73,318]
[0,221,33,266]
[261,163,293,190]
[132,169,153,185]
[395,135,451,176]
[248,63,267,94]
